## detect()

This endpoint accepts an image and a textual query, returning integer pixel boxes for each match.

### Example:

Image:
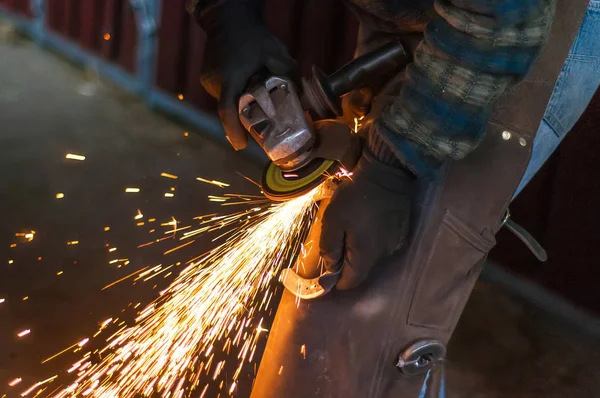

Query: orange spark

[17,329,31,337]
[161,172,178,179]
[8,378,22,387]
[196,177,230,188]
[65,153,85,161]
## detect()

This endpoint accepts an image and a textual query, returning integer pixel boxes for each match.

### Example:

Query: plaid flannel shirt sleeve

[368,0,557,177]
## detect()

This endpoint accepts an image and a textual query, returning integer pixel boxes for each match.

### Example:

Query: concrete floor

[0,39,598,398]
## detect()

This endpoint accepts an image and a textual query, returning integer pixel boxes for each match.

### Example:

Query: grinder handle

[327,41,410,97]
[304,41,410,118]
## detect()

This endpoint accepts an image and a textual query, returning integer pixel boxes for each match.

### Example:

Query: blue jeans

[515,0,600,197]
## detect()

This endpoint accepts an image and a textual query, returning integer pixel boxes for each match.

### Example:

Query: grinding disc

[261,158,340,201]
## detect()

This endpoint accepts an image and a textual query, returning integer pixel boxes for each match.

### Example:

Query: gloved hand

[319,149,414,290]
[197,1,297,150]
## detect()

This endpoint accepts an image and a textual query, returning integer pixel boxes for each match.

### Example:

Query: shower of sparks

[164,192,174,198]
[46,184,324,397]
[134,209,144,220]
[65,153,86,161]
[160,172,178,179]
[125,188,140,193]
[56,193,65,199]
[196,177,230,188]
[67,240,79,245]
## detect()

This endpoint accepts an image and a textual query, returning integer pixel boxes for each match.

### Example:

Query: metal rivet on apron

[519,138,527,146]
[502,131,511,140]
[396,339,446,376]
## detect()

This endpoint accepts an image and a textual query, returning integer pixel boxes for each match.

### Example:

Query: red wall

[0,0,32,17]
[45,0,137,73]
[154,0,358,111]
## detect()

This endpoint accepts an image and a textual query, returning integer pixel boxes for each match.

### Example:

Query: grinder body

[238,76,314,172]
[238,41,410,201]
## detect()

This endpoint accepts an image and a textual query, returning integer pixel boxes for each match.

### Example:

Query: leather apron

[250,1,590,396]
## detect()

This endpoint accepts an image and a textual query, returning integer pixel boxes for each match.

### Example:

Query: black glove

[319,149,414,290]
[195,1,297,150]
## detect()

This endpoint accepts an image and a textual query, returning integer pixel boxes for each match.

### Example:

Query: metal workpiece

[238,76,315,172]
[250,251,436,398]
[280,196,342,299]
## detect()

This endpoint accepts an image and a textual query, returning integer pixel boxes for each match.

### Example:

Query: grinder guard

[261,120,361,201]
[239,77,315,172]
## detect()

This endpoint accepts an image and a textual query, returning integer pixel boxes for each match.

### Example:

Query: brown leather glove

[195,1,297,150]
[319,149,414,290]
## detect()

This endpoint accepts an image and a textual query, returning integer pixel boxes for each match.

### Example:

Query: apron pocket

[407,209,496,331]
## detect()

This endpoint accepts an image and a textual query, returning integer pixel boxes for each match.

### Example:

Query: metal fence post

[129,0,159,101]
[28,0,44,44]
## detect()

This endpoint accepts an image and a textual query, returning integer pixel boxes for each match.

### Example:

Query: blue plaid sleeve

[369,0,556,177]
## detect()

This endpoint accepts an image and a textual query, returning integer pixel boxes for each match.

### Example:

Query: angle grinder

[238,41,410,201]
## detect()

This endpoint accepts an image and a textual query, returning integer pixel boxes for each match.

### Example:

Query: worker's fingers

[336,258,371,290]
[264,42,298,80]
[199,58,221,100]
[348,87,373,118]
[218,84,249,151]
[319,205,345,274]
[335,233,376,290]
